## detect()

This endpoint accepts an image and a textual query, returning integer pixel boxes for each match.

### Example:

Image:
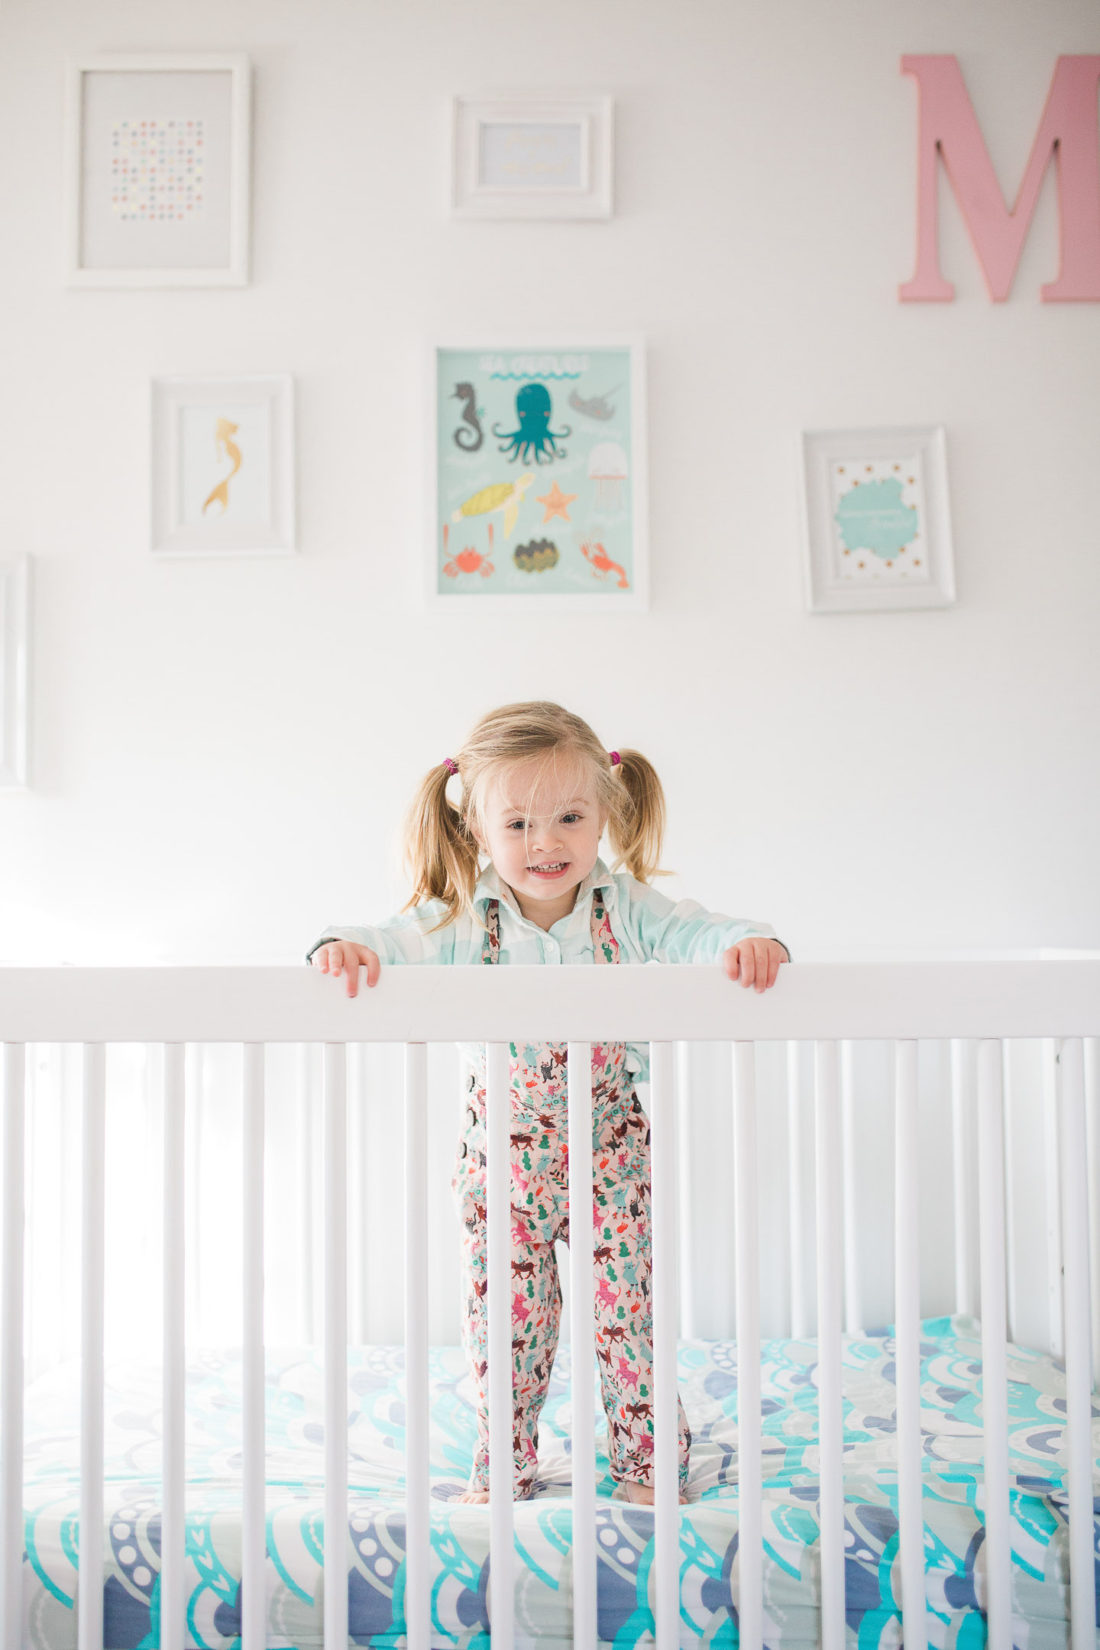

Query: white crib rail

[2,961,1099,1650]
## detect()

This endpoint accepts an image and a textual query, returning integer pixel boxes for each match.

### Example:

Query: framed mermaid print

[427,337,649,611]
[151,374,296,555]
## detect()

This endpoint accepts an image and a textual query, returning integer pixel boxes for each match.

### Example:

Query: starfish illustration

[536,481,577,523]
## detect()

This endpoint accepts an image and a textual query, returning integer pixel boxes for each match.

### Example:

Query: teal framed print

[800,426,955,612]
[427,337,648,611]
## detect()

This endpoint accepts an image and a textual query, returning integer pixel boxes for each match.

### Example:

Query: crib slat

[893,1040,926,1650]
[1084,1038,1099,1388]
[839,1041,862,1334]
[733,1041,762,1649]
[242,1044,266,1650]
[485,1041,514,1642]
[675,1042,696,1339]
[1,1044,25,1650]
[786,1042,808,1339]
[567,1041,597,1650]
[1042,1040,1065,1358]
[80,1043,106,1650]
[346,1043,366,1345]
[1057,1038,1094,1650]
[950,1040,977,1317]
[650,1040,679,1650]
[976,1040,1010,1650]
[161,1045,186,1650]
[297,1044,316,1343]
[403,1043,430,1650]
[323,1043,348,1650]
[814,1040,845,1650]
[1002,1043,1020,1346]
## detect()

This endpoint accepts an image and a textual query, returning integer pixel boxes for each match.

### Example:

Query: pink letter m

[900,54,1100,302]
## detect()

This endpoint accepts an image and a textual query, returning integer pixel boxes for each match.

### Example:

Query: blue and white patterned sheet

[20,1315,1100,1648]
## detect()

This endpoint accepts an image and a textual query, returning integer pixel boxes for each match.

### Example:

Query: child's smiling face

[477,754,607,931]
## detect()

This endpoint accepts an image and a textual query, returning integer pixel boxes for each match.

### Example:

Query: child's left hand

[723,938,787,992]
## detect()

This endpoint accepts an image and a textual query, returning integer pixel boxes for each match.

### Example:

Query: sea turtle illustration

[452,472,535,538]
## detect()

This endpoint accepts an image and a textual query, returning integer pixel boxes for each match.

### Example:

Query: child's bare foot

[619,1482,689,1506]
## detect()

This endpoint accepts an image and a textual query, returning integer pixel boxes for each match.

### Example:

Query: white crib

[1,960,1098,1650]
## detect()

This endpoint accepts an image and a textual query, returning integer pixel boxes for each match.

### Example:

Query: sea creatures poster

[432,344,645,604]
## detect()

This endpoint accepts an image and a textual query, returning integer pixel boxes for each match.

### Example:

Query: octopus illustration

[442,521,494,578]
[580,538,630,589]
[492,383,571,465]
[451,382,484,452]
[452,472,534,538]
[201,417,242,515]
[568,384,620,421]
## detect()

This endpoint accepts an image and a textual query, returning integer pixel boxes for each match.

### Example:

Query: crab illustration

[444,545,494,578]
[442,520,495,578]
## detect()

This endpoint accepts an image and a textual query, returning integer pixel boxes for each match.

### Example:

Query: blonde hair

[402,700,668,930]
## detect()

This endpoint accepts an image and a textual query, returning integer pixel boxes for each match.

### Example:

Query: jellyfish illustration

[587,441,629,511]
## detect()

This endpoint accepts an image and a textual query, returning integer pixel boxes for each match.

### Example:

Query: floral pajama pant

[451,1045,692,1496]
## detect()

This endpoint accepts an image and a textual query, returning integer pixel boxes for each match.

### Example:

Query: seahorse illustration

[201,418,242,515]
[451,382,484,452]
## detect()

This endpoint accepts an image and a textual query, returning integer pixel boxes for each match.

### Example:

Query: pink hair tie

[609,750,621,767]
[442,757,458,775]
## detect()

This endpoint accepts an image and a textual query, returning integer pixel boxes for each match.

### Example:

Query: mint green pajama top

[310,858,785,1084]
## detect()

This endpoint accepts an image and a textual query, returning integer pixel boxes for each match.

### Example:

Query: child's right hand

[311,941,380,997]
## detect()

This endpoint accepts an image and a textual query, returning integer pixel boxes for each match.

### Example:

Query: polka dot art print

[110,119,204,222]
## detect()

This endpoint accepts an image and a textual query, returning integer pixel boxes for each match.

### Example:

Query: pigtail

[605,747,670,883]
[401,761,481,930]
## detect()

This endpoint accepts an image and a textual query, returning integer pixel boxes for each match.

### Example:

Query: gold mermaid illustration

[201,418,242,515]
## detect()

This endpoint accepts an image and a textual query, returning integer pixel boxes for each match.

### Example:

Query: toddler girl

[310,701,787,1505]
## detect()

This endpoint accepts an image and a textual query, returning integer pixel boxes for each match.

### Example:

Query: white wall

[1,0,1097,964]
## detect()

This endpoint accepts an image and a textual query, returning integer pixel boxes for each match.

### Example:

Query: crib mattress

[20,1314,1100,1649]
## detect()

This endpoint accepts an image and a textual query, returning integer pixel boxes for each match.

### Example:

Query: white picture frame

[451,93,613,220]
[151,374,296,556]
[0,555,30,790]
[799,425,955,613]
[64,53,251,288]
[427,335,648,611]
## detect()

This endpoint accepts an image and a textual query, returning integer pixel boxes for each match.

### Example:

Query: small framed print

[0,555,30,790]
[151,374,295,556]
[800,426,955,613]
[64,54,251,287]
[451,94,613,220]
